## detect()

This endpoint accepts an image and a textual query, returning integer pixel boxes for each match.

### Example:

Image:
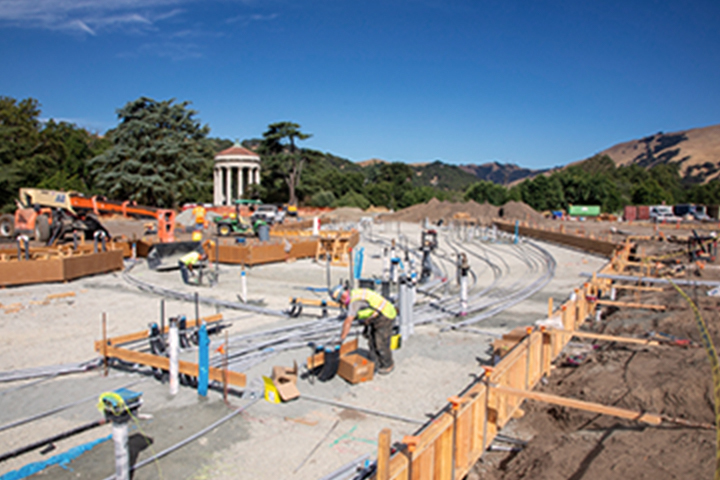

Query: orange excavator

[0,188,176,244]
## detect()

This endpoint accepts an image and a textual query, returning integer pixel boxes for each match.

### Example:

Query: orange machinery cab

[157,209,176,243]
[14,207,54,240]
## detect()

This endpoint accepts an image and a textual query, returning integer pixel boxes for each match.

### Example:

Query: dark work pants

[179,261,191,284]
[366,315,394,370]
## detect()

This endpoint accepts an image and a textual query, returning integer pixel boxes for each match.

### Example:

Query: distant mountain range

[357,123,720,188]
[457,162,548,185]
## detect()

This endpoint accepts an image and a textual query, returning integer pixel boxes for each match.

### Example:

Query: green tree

[464,180,508,206]
[0,97,111,211]
[333,190,370,209]
[520,175,565,211]
[0,97,43,209]
[260,121,312,206]
[89,97,212,208]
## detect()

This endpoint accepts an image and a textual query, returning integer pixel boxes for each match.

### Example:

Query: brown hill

[597,124,720,183]
[357,158,388,167]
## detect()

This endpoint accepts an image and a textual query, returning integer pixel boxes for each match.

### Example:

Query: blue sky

[1,0,718,168]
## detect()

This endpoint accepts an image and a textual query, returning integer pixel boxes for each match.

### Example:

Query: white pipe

[169,318,179,396]
[241,269,247,303]
[460,274,468,316]
[312,217,319,236]
[112,421,130,480]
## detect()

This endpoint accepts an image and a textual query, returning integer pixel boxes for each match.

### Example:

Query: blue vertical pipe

[353,247,364,279]
[198,323,209,397]
[514,220,519,244]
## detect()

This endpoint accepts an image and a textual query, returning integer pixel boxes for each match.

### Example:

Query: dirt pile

[471,275,720,480]
[379,199,542,224]
[321,206,367,222]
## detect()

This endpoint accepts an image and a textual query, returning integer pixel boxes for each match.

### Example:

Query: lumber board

[306,338,358,368]
[595,299,666,311]
[491,384,662,425]
[104,345,246,387]
[611,284,665,292]
[95,314,223,349]
[290,297,340,308]
[377,429,391,480]
[551,329,660,346]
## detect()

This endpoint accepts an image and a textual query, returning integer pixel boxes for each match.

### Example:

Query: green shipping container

[568,205,601,217]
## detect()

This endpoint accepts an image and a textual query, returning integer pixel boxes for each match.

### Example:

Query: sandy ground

[469,240,720,480]
[0,221,607,479]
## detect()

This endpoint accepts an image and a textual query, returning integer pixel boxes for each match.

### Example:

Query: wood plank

[551,329,660,346]
[433,427,453,480]
[611,284,665,292]
[491,384,662,425]
[95,314,224,349]
[104,345,246,387]
[595,299,666,311]
[377,428,391,480]
[289,297,340,308]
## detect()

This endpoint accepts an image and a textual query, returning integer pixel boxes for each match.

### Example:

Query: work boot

[377,364,394,375]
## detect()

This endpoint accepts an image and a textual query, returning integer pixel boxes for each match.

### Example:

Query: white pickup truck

[649,205,681,223]
[251,204,286,225]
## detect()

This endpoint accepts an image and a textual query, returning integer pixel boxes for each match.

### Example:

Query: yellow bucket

[191,231,203,242]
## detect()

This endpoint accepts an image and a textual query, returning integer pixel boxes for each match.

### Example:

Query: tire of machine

[218,224,231,236]
[0,214,15,238]
[35,214,50,242]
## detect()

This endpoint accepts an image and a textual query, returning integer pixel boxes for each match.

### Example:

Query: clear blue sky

[1,0,718,169]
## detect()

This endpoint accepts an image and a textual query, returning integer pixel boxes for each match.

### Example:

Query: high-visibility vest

[193,206,206,224]
[350,289,397,320]
[180,251,201,266]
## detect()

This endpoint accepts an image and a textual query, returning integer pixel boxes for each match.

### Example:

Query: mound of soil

[321,207,367,222]
[379,199,542,224]
[471,280,720,480]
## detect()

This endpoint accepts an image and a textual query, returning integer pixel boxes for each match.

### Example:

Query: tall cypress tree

[90,97,213,208]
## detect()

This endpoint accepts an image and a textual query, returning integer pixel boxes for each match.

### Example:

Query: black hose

[0,418,107,463]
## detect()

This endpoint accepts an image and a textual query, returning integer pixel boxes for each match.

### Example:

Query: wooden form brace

[95,313,245,388]
[372,245,672,480]
[94,314,223,350]
[102,344,246,388]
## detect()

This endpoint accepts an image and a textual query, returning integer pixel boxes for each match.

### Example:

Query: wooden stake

[102,313,108,377]
[547,297,553,319]
[377,428,391,480]
[223,330,229,405]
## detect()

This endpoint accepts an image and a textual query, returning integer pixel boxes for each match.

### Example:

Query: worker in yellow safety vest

[192,205,206,231]
[333,286,397,375]
[178,250,207,285]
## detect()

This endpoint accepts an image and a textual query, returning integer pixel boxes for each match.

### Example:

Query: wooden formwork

[494,220,618,257]
[95,313,247,389]
[372,244,669,480]
[0,246,124,287]
[315,230,360,266]
[207,237,321,266]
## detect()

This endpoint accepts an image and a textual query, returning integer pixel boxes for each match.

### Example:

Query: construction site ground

[470,239,720,480]
[1,215,716,479]
[0,219,606,480]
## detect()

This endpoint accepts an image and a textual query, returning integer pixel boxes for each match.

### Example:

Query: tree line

[1,94,717,214]
[464,154,720,212]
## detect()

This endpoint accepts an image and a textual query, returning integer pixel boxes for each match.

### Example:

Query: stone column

[238,163,245,198]
[213,168,220,205]
[224,166,231,205]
